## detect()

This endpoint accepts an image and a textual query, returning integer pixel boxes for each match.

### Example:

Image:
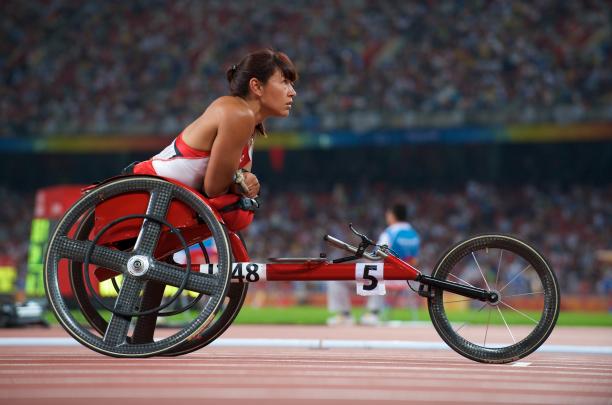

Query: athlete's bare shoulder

[208,96,255,122]
[183,96,255,150]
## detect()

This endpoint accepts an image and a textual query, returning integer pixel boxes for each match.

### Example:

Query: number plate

[199,263,266,282]
[355,263,386,296]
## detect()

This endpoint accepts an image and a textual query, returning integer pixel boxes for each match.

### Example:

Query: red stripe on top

[175,132,211,158]
[133,160,155,175]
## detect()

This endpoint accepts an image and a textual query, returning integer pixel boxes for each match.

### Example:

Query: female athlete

[129,49,298,231]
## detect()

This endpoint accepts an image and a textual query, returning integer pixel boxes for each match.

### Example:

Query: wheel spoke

[495,250,503,289]
[448,272,478,289]
[133,186,174,256]
[55,236,129,272]
[131,281,166,344]
[147,261,220,296]
[499,264,532,293]
[496,306,516,343]
[499,301,539,324]
[103,276,145,346]
[471,252,491,290]
[484,307,492,346]
[504,291,544,298]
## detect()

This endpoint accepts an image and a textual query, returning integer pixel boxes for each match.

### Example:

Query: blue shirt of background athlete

[377,222,420,260]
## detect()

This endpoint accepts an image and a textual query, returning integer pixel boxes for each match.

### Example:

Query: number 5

[362,264,379,291]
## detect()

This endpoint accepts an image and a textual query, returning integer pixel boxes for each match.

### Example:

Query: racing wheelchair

[44,175,560,363]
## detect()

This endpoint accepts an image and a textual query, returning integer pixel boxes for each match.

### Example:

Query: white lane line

[0,337,611,355]
[214,338,451,350]
[538,345,612,355]
[511,362,531,367]
[0,338,77,346]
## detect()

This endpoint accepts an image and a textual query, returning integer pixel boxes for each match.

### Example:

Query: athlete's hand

[240,172,260,198]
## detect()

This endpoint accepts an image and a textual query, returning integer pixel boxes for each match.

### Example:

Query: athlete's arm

[204,108,256,197]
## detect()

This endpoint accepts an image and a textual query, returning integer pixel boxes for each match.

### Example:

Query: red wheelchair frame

[44,175,560,363]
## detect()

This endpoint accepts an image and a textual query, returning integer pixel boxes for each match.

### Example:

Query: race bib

[355,263,386,296]
[199,262,266,282]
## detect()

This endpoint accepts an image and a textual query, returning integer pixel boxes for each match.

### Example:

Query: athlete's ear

[249,78,264,97]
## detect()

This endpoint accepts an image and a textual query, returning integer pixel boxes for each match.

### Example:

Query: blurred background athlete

[327,203,420,326]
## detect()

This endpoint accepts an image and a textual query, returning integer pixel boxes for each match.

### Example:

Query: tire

[427,234,560,364]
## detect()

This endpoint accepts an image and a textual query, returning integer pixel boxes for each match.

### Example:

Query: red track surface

[1,325,611,404]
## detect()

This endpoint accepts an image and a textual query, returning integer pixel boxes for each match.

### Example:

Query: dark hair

[389,203,407,222]
[226,49,298,136]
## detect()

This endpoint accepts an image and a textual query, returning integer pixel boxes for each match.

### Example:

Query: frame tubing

[264,262,409,281]
[418,274,492,301]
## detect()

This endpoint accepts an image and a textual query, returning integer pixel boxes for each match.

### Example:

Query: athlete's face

[260,69,296,117]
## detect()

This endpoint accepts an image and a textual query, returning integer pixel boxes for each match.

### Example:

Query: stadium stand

[2,0,610,137]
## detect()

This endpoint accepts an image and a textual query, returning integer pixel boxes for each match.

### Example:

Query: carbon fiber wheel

[44,176,232,358]
[427,234,560,364]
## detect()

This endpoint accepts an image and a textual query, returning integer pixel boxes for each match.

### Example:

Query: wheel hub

[488,289,501,306]
[127,255,150,277]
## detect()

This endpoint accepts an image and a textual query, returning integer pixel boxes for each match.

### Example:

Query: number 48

[232,263,260,282]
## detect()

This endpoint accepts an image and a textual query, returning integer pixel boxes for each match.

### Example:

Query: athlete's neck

[241,96,269,124]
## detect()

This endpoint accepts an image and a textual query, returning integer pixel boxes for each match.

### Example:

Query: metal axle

[417,274,498,303]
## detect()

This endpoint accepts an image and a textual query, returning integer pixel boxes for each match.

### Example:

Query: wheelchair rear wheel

[45,176,233,357]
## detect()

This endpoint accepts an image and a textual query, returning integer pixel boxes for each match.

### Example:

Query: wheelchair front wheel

[427,234,560,364]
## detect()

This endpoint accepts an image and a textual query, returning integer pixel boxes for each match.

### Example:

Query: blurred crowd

[0,182,610,295]
[2,0,611,137]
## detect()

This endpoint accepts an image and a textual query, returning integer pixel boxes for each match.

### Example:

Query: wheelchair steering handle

[323,234,386,260]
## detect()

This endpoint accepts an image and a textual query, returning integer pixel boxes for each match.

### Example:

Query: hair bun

[226,64,238,82]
